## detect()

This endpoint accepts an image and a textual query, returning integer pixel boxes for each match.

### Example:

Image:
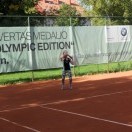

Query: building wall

[35,0,84,15]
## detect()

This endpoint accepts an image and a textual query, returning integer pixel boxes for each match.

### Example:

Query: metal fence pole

[70,17,72,26]
[70,17,76,76]
[105,16,110,73]
[28,16,34,81]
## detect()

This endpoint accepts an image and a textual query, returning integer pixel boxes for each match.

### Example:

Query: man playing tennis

[60,50,74,90]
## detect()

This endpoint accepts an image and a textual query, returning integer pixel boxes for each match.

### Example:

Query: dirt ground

[0,71,132,132]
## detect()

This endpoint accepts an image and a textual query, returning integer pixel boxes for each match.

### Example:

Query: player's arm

[70,59,74,65]
[60,54,64,61]
[68,55,74,65]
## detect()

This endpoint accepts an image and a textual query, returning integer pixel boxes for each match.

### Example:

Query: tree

[0,0,38,15]
[82,0,132,25]
[56,4,80,26]
[20,0,38,15]
[0,0,11,15]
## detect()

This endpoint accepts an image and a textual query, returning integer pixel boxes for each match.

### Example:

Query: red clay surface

[0,71,132,132]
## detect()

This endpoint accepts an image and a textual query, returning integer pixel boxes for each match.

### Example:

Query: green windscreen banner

[0,26,132,73]
[73,26,107,65]
[0,27,31,73]
[106,26,132,62]
[0,27,74,73]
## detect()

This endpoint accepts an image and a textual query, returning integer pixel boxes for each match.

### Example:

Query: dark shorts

[62,70,72,79]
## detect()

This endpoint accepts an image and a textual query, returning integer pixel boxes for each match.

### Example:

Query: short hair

[63,50,68,54]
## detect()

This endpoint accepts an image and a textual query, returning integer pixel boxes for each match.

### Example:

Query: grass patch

[0,61,132,85]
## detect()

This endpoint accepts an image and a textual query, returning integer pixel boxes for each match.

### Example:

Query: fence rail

[0,16,132,27]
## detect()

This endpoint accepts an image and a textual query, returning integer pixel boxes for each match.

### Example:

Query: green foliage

[82,0,132,25]
[20,0,38,15]
[56,4,80,26]
[0,0,38,15]
[59,4,79,16]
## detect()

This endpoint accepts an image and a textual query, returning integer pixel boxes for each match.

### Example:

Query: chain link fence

[0,16,132,82]
[0,16,91,27]
[0,16,132,27]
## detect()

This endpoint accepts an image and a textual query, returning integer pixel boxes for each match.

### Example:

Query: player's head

[63,50,68,57]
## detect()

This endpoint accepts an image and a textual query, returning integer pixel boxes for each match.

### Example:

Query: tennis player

[60,50,74,90]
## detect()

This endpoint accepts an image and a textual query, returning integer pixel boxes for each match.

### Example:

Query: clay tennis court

[0,71,132,132]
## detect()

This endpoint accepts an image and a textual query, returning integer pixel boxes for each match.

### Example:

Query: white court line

[40,106,132,128]
[1,89,132,113]
[0,105,37,113]
[0,117,40,132]
[42,89,132,106]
